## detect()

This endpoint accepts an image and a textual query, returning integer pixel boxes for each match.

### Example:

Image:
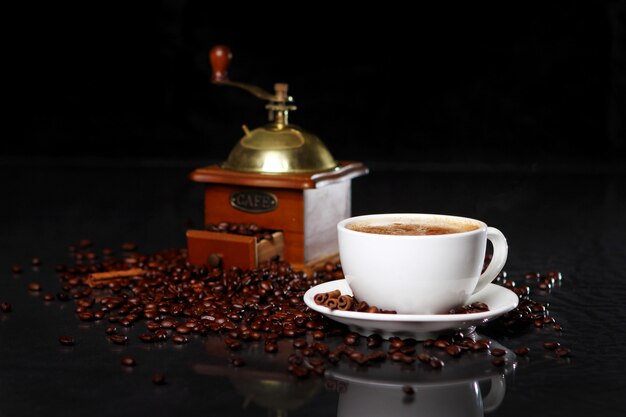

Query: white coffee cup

[337,213,508,314]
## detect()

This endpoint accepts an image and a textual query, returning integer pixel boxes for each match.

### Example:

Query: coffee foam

[346,217,479,236]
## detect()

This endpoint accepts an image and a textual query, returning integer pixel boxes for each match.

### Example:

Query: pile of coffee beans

[205,222,278,242]
[11,240,570,385]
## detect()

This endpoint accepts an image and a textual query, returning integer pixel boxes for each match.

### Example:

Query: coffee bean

[58,336,75,346]
[367,334,383,348]
[471,341,489,351]
[429,358,444,369]
[349,352,369,365]
[403,385,415,395]
[445,345,462,357]
[491,348,506,357]
[139,333,156,343]
[172,334,188,344]
[151,373,166,385]
[11,264,23,274]
[434,339,450,349]
[43,293,55,301]
[121,242,138,252]
[491,357,505,367]
[175,325,191,335]
[514,346,530,356]
[525,272,540,280]
[293,339,308,349]
[78,239,92,249]
[417,352,431,363]
[121,356,136,366]
[343,334,359,346]
[231,357,246,367]
[0,302,12,313]
[543,341,560,350]
[423,339,435,348]
[31,258,42,266]
[312,330,325,340]
[555,346,571,357]
[110,334,128,345]
[389,337,404,349]
[367,350,387,362]
[264,342,278,353]
[27,282,42,292]
[78,311,95,321]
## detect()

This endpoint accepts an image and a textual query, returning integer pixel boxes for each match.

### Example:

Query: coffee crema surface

[346,221,479,236]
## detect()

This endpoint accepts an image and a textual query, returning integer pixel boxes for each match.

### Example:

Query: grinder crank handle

[209,45,287,102]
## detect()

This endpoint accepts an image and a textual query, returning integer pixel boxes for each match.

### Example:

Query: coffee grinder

[188,46,368,273]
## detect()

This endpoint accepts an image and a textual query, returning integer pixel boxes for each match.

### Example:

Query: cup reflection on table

[331,335,514,417]
[336,375,505,417]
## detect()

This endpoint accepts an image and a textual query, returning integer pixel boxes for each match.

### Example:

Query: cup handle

[473,227,508,294]
[482,374,506,413]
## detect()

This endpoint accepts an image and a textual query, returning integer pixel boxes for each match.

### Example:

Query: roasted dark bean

[491,348,506,357]
[27,282,42,292]
[293,339,308,349]
[367,350,387,362]
[491,357,505,367]
[445,345,462,357]
[172,334,188,344]
[78,311,95,321]
[434,339,450,349]
[349,352,369,365]
[110,334,128,345]
[121,356,136,366]
[555,346,571,357]
[264,343,278,353]
[312,330,325,340]
[0,302,12,313]
[151,373,166,385]
[344,333,359,346]
[429,358,444,369]
[367,334,383,348]
[543,341,560,350]
[139,333,156,343]
[231,357,246,367]
[175,325,191,335]
[514,346,530,356]
[58,336,75,346]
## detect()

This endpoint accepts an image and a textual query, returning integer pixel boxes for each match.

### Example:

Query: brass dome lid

[222,121,337,174]
[208,46,337,174]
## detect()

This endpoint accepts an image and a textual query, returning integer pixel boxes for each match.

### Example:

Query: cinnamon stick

[337,295,354,311]
[314,293,329,305]
[314,289,341,306]
[87,268,145,287]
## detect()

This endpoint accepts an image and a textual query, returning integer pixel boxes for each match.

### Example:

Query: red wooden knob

[209,45,232,82]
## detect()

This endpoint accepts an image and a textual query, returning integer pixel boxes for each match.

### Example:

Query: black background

[4,1,625,169]
[2,3,626,416]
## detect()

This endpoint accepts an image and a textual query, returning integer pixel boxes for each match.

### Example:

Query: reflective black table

[1,159,624,417]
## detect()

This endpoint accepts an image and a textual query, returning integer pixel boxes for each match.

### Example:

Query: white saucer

[303,280,518,340]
